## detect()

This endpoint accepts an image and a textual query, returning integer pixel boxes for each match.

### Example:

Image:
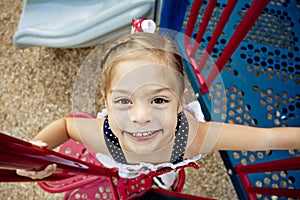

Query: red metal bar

[197,0,237,71]
[0,132,118,182]
[184,0,203,38]
[0,169,73,182]
[185,0,268,95]
[184,0,210,94]
[248,187,300,199]
[236,157,300,173]
[187,54,209,94]
[38,176,103,193]
[235,157,300,199]
[206,0,270,87]
[191,0,217,57]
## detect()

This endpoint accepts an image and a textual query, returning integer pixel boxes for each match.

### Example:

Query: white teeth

[132,131,154,137]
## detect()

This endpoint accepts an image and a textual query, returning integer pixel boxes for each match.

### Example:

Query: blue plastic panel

[161,0,300,199]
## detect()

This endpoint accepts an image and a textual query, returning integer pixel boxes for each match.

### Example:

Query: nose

[129,103,151,126]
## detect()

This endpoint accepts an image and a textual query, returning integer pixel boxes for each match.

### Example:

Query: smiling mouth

[124,130,161,140]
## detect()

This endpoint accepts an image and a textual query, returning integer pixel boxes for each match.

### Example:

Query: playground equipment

[13,0,159,48]
[0,112,207,199]
[0,127,206,199]
[160,0,300,199]
[7,0,300,199]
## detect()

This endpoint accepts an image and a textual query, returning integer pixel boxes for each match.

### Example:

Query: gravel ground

[0,1,238,199]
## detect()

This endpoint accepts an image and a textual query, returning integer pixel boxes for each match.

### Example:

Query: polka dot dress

[103,111,189,164]
[170,112,189,164]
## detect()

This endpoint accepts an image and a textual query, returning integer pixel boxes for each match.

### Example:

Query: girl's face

[105,56,183,154]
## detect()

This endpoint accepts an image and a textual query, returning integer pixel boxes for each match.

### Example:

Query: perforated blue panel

[161,0,300,199]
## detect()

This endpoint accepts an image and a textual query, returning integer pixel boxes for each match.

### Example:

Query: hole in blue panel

[288,105,295,111]
[267,59,274,65]
[281,61,287,67]
[213,48,219,54]
[240,53,246,59]
[289,113,295,119]
[266,150,272,155]
[220,39,226,44]
[288,176,296,184]
[261,47,267,52]
[294,46,299,51]
[268,51,274,57]
[282,108,288,114]
[252,118,258,125]
[282,2,289,8]
[254,56,260,62]
[277,10,282,15]
[274,64,280,70]
[288,52,294,58]
[283,11,288,17]
[280,15,285,20]
[288,67,294,73]
[261,61,267,67]
[247,58,253,64]
[248,44,254,50]
[232,70,238,76]
[252,86,259,92]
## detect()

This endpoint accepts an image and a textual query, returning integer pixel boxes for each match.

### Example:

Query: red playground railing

[0,131,213,200]
[184,0,270,94]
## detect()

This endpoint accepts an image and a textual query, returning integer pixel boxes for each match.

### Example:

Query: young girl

[17,30,300,184]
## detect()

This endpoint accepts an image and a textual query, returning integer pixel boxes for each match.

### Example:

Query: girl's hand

[16,164,57,179]
[16,140,57,179]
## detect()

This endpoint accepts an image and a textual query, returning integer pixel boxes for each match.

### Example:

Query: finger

[16,169,28,177]
[32,164,56,179]
[44,163,57,173]
[29,140,48,148]
[17,170,39,179]
[16,164,57,179]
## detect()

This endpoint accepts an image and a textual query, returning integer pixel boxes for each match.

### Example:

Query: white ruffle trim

[96,153,202,178]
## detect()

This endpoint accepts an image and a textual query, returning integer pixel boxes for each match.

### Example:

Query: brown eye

[116,98,132,104]
[152,98,169,104]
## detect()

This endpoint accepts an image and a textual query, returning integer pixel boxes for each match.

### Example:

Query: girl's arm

[32,117,105,151]
[211,122,300,151]
[17,117,99,179]
[32,118,81,149]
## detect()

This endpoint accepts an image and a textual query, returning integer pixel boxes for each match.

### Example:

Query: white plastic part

[131,19,156,33]
[141,19,156,33]
[13,0,157,48]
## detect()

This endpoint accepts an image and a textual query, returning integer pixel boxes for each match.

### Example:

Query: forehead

[110,57,181,93]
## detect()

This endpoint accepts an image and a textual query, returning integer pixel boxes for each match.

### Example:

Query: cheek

[108,107,129,130]
[151,108,177,130]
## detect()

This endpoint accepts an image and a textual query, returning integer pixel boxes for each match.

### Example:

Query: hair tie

[131,18,156,33]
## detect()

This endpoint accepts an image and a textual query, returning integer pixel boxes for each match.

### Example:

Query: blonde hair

[100,32,185,98]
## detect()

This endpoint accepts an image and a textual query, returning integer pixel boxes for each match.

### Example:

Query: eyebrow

[109,87,172,95]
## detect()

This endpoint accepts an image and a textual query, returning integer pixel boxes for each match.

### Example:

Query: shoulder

[66,117,109,154]
[184,111,209,156]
